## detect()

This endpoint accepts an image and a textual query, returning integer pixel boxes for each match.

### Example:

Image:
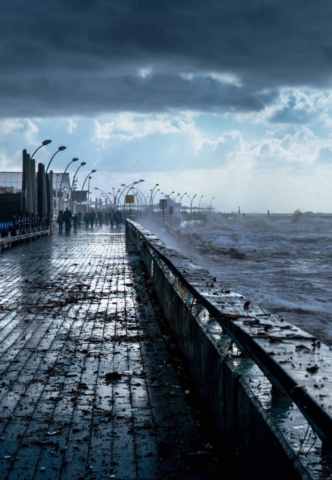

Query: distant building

[53,172,71,212]
[0,172,22,193]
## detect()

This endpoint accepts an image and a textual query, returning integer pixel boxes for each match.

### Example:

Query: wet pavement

[0,227,219,480]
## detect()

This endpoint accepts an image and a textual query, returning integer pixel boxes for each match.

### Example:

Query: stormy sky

[2,0,332,212]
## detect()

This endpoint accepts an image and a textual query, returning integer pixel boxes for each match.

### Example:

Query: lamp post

[199,195,204,211]
[162,191,174,198]
[149,184,159,206]
[46,146,66,173]
[87,176,93,213]
[72,162,86,188]
[58,158,79,210]
[209,197,215,212]
[31,139,52,159]
[80,170,97,212]
[130,186,148,211]
[188,194,196,214]
[152,189,160,207]
[108,189,121,207]
[98,192,105,208]
[95,187,112,204]
[180,192,187,203]
[174,193,181,203]
[117,180,145,209]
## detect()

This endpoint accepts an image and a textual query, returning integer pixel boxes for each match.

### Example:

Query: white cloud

[180,71,242,87]
[68,118,78,134]
[24,119,39,145]
[0,119,24,137]
[138,68,152,78]
[94,113,187,141]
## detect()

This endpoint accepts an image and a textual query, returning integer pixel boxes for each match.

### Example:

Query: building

[0,172,22,193]
[52,172,71,213]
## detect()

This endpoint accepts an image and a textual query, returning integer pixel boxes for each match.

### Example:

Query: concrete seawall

[126,219,329,479]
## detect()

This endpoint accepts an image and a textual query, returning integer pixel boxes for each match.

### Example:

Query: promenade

[0,227,219,480]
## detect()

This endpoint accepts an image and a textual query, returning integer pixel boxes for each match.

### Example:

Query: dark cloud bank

[1,0,332,118]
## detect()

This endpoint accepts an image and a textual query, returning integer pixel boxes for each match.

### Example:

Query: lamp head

[42,139,52,146]
[95,187,99,190]
[80,161,86,166]
[58,146,66,151]
[91,169,97,173]
[139,179,144,182]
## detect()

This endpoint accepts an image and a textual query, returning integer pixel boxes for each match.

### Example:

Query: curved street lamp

[95,187,112,204]
[188,194,196,214]
[174,193,181,203]
[180,192,187,203]
[199,195,204,210]
[149,184,159,206]
[31,139,52,159]
[72,162,86,189]
[117,180,145,209]
[162,191,174,198]
[209,197,215,211]
[82,170,97,191]
[46,146,66,173]
[80,170,97,211]
[108,188,121,205]
[58,158,79,209]
[152,188,160,205]
[130,186,148,210]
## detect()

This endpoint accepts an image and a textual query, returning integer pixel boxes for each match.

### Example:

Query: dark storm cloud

[1,0,331,117]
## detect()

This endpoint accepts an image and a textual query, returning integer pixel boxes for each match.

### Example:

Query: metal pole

[87,177,91,214]
[59,159,78,210]
[46,146,66,173]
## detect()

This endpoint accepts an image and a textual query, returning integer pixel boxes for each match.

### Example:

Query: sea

[141,211,332,346]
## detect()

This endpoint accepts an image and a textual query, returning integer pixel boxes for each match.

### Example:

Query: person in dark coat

[84,212,89,228]
[89,210,96,228]
[97,211,103,226]
[110,210,114,229]
[63,208,72,233]
[57,210,64,233]
[114,211,120,228]
[73,214,78,232]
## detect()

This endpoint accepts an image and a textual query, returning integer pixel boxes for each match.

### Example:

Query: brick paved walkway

[0,227,219,480]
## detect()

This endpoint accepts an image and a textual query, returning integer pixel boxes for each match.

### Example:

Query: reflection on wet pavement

[0,227,218,479]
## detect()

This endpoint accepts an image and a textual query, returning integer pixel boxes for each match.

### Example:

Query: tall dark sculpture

[37,163,48,218]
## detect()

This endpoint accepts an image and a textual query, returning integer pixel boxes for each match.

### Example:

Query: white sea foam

[140,211,332,345]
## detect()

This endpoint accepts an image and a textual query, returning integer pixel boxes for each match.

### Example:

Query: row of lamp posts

[22,139,99,223]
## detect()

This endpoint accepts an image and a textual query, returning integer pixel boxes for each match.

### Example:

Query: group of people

[57,208,124,232]
[57,208,78,233]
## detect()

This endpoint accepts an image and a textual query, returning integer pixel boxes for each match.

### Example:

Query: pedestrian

[97,211,103,226]
[115,211,120,228]
[77,211,82,226]
[84,212,89,228]
[73,214,78,232]
[63,207,72,233]
[89,210,96,228]
[110,210,114,229]
[57,210,64,233]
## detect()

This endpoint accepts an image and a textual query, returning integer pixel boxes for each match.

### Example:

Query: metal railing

[126,218,332,450]
[0,216,49,237]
